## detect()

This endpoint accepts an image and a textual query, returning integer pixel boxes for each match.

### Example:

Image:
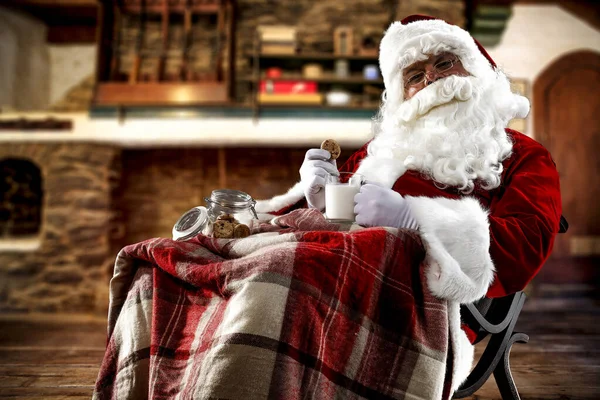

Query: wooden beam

[218,148,227,188]
[95,0,114,83]
[2,0,96,6]
[94,82,230,106]
[122,3,220,14]
[47,25,97,43]
[2,0,98,28]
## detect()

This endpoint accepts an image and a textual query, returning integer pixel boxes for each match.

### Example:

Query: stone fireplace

[0,142,120,313]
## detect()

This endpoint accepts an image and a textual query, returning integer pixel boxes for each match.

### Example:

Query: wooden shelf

[238,74,383,85]
[258,104,378,110]
[89,104,379,119]
[94,82,230,106]
[247,52,379,61]
[243,47,382,119]
[120,3,220,14]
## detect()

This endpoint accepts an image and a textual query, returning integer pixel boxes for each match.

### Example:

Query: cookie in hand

[320,139,341,160]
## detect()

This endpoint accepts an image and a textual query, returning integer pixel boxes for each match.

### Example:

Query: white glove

[354,182,419,230]
[299,149,339,210]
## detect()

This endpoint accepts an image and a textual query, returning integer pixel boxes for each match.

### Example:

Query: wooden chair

[454,215,569,400]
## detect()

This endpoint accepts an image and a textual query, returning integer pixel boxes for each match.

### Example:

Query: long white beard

[363,73,528,193]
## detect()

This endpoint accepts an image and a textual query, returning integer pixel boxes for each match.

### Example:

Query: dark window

[0,159,43,237]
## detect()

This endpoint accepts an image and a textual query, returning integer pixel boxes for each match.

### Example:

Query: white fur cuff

[405,196,495,303]
[254,181,305,215]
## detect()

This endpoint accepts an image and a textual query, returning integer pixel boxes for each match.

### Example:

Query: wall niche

[0,158,43,238]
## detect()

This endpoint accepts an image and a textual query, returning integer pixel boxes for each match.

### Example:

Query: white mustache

[395,75,474,123]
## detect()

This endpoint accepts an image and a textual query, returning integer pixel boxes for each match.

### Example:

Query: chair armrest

[454,292,527,398]
[559,215,569,233]
[463,292,525,334]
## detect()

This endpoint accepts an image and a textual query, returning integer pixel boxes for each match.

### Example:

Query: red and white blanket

[93,209,464,399]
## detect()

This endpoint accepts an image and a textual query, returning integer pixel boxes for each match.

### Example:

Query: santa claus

[255,15,562,391]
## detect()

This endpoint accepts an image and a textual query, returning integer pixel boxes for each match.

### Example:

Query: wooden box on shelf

[334,26,354,56]
[93,0,236,107]
[258,25,297,55]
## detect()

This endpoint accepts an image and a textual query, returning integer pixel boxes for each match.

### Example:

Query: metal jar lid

[172,206,208,241]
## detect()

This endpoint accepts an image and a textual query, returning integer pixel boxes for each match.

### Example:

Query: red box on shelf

[259,80,318,94]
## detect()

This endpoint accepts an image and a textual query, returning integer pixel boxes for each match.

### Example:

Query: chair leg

[493,332,529,400]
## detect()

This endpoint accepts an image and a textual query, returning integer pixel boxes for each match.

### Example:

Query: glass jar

[204,189,258,227]
[172,189,258,241]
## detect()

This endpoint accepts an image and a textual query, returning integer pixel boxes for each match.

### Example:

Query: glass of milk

[325,172,364,221]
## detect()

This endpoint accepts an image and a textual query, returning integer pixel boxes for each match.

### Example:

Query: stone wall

[394,0,464,26]
[237,0,464,63]
[50,75,95,112]
[0,143,121,313]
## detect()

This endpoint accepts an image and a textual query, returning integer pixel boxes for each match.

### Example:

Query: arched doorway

[533,50,600,283]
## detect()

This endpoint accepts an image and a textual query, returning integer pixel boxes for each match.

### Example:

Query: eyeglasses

[404,57,460,87]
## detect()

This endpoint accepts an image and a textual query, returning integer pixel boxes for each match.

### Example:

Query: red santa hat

[379,15,501,102]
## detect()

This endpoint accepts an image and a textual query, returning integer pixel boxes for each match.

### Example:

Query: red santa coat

[254,129,561,386]
[256,129,562,300]
[345,129,561,298]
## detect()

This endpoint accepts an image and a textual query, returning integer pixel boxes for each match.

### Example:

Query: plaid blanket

[93,209,456,399]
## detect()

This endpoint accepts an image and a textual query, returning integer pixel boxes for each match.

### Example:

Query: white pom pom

[513,94,530,119]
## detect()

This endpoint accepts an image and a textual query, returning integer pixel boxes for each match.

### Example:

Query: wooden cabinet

[93,0,236,107]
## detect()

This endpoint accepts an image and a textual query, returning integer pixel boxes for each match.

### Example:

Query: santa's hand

[299,149,338,210]
[354,183,419,230]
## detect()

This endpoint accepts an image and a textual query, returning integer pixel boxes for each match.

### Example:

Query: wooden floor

[0,284,598,399]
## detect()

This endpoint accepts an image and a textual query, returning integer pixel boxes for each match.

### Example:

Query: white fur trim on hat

[405,195,495,304]
[379,19,497,102]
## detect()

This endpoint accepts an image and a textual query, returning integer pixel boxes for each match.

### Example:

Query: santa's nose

[424,71,443,86]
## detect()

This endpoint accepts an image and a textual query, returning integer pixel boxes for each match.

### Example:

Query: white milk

[325,183,361,221]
